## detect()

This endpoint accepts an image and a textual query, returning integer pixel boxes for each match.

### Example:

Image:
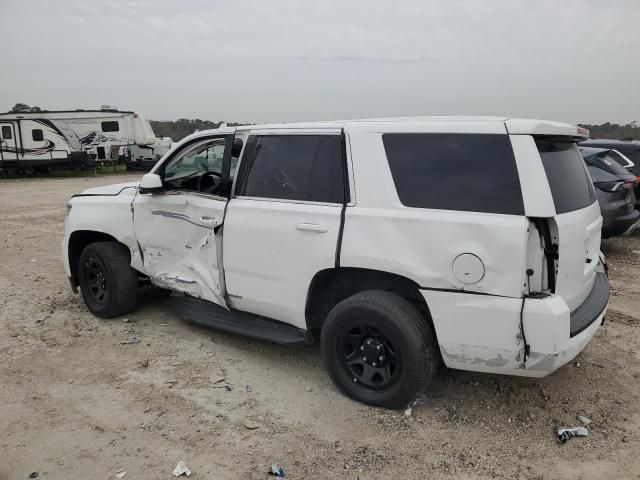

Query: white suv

[63,117,610,408]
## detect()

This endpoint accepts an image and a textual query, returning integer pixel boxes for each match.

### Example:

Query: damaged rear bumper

[421,272,609,378]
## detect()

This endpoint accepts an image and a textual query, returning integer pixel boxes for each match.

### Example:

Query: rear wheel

[320,290,438,409]
[78,241,138,318]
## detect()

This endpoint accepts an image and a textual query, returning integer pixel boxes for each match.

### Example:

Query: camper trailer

[0,108,156,169]
[0,115,88,173]
[123,136,174,170]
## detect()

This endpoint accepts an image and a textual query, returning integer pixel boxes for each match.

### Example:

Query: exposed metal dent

[441,346,511,367]
[151,210,211,229]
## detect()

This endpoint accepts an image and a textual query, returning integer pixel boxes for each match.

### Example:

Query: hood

[79,181,140,196]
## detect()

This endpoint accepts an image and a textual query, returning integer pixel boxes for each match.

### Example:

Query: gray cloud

[1,0,638,124]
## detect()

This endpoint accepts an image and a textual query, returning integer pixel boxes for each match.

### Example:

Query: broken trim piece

[72,186,137,198]
[335,128,350,268]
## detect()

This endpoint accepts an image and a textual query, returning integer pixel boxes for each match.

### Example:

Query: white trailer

[123,136,173,170]
[0,108,156,168]
[0,116,88,173]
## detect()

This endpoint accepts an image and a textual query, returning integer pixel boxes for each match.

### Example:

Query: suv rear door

[535,138,602,313]
[222,129,348,328]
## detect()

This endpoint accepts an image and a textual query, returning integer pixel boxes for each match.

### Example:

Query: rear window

[382,133,524,215]
[585,151,634,177]
[537,139,595,214]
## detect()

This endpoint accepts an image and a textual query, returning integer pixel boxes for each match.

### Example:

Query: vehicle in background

[0,115,89,173]
[1,107,157,169]
[579,139,640,206]
[123,137,174,171]
[580,147,639,238]
[64,116,609,409]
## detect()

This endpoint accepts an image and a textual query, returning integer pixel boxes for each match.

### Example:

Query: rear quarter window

[382,133,524,215]
[536,139,596,214]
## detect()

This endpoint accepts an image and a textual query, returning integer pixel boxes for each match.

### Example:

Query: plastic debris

[557,426,589,444]
[404,408,412,417]
[244,420,260,430]
[122,336,141,344]
[121,318,130,323]
[410,393,430,408]
[28,473,39,479]
[268,464,285,477]
[172,461,192,477]
[115,469,127,479]
[245,384,253,393]
[577,415,591,426]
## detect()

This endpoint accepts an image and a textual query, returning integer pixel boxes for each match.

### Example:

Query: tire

[321,290,438,409]
[78,241,138,318]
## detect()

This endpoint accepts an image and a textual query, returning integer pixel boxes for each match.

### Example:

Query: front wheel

[78,241,138,318]
[321,290,438,409]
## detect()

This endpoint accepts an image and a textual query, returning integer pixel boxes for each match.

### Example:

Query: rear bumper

[422,270,609,378]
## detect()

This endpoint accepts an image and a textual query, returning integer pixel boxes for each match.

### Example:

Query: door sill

[167,295,312,345]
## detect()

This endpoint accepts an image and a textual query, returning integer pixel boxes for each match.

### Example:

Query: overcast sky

[1,0,638,124]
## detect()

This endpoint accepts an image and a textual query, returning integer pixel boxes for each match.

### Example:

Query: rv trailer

[0,108,156,170]
[0,115,89,173]
[122,136,173,170]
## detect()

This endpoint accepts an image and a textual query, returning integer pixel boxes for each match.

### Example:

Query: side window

[163,139,226,192]
[237,135,345,203]
[101,121,119,132]
[383,133,524,215]
[32,129,44,141]
[1,126,12,139]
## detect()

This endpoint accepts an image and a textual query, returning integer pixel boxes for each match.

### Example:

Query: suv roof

[214,116,582,137]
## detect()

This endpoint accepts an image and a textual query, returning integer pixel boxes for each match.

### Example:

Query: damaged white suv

[63,117,609,408]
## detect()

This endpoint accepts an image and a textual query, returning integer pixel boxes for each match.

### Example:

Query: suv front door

[133,131,238,306]
[222,130,348,328]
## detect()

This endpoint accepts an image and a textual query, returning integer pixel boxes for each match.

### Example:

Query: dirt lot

[1,174,639,480]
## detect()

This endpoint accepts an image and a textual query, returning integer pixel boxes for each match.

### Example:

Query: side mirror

[139,173,163,194]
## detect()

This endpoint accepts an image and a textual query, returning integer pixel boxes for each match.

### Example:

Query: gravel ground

[1,174,639,480]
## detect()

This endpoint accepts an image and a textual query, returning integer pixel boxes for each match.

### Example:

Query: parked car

[63,117,609,408]
[579,139,640,206]
[580,147,639,238]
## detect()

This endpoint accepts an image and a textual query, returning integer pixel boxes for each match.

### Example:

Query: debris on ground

[122,336,141,344]
[577,414,592,426]
[172,461,192,477]
[121,318,130,323]
[245,384,253,393]
[244,420,260,430]
[114,469,127,479]
[410,393,431,408]
[210,373,225,384]
[404,408,412,417]
[139,359,149,368]
[268,463,285,477]
[28,473,39,479]
[557,426,589,444]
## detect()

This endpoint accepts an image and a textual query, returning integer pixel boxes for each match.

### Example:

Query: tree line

[8,103,640,141]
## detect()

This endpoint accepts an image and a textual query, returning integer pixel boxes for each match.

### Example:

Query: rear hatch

[536,138,601,311]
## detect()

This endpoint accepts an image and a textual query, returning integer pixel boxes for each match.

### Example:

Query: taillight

[622,182,636,190]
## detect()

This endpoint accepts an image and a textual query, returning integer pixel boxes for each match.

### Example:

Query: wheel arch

[68,230,126,284]
[305,267,435,337]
